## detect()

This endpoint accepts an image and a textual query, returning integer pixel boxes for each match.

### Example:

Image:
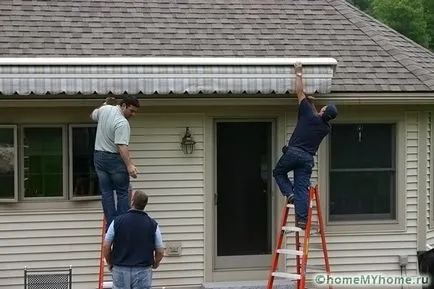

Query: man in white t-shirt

[90,95,140,230]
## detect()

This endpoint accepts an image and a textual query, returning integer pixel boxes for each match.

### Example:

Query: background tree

[347,0,433,51]
[423,0,434,50]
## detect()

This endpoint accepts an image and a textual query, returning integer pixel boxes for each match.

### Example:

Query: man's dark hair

[120,95,140,108]
[105,97,118,106]
[132,190,148,210]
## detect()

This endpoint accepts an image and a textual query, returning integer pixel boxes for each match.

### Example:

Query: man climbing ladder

[272,62,338,229]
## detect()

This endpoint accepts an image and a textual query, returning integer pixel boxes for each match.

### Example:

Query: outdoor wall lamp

[181,127,196,154]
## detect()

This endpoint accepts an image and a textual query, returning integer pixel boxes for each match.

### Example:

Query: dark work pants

[94,150,130,230]
[272,146,314,222]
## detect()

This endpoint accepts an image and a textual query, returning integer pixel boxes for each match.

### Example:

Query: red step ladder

[98,217,106,289]
[267,185,332,289]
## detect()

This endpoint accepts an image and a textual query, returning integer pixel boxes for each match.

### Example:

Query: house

[0,0,433,289]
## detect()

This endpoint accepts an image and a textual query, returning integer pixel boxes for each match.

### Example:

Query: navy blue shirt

[111,210,158,267]
[288,98,331,155]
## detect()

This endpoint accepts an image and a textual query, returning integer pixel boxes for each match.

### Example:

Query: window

[0,126,18,201]
[0,124,101,202]
[70,125,100,198]
[328,123,396,221]
[22,127,64,198]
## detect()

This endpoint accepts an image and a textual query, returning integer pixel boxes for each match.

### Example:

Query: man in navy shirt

[273,62,338,230]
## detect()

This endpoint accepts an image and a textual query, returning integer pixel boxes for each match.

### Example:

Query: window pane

[330,124,395,169]
[24,127,63,198]
[71,127,99,197]
[329,171,395,220]
[0,128,16,199]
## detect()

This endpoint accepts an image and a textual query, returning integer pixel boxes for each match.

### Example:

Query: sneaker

[296,219,307,230]
[287,194,294,204]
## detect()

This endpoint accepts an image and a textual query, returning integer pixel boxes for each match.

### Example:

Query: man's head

[319,103,338,122]
[130,190,148,211]
[120,96,140,119]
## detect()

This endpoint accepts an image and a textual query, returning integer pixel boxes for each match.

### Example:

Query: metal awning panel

[0,57,337,96]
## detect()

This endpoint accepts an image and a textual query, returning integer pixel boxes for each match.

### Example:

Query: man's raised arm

[294,62,316,111]
[294,62,307,103]
[90,97,117,121]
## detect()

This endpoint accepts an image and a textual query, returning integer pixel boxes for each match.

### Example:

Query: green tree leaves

[347,0,433,51]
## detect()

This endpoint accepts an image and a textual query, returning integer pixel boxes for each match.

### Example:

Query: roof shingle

[0,0,433,92]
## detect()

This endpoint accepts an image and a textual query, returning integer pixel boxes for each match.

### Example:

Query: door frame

[204,111,287,282]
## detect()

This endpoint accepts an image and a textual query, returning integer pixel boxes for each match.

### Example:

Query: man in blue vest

[273,62,338,230]
[103,190,165,289]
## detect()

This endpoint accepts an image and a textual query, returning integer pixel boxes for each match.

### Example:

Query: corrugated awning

[0,57,337,96]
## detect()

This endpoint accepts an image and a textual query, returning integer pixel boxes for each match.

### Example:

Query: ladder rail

[299,187,315,289]
[98,217,106,289]
[314,185,333,289]
[266,199,290,288]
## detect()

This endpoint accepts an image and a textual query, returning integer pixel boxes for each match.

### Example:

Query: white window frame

[318,118,406,233]
[68,124,100,201]
[20,124,67,201]
[0,125,18,203]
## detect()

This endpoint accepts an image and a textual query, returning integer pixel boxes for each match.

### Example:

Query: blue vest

[112,209,157,267]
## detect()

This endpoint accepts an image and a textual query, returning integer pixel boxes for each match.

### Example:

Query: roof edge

[0,57,338,66]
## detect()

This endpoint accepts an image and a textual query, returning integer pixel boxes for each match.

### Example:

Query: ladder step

[282,226,303,232]
[287,203,317,209]
[271,272,301,280]
[276,248,303,256]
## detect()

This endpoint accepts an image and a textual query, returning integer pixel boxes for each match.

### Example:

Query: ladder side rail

[298,187,315,289]
[296,229,301,289]
[98,217,107,289]
[314,185,333,289]
[267,202,290,289]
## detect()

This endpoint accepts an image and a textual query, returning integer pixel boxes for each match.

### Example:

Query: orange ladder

[98,217,107,289]
[267,185,332,289]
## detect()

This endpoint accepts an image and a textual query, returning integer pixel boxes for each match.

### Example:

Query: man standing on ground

[272,62,338,230]
[103,190,165,289]
[91,95,140,230]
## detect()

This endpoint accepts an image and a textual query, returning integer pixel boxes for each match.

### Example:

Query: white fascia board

[0,57,338,66]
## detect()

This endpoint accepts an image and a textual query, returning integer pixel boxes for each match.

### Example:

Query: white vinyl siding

[285,111,419,277]
[127,114,205,288]
[0,210,102,288]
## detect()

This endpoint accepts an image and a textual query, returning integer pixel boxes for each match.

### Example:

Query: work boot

[296,218,306,230]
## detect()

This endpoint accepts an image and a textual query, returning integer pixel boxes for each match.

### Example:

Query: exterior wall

[0,103,431,289]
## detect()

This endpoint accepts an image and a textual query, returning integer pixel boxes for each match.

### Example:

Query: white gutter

[2,97,434,107]
[0,57,338,66]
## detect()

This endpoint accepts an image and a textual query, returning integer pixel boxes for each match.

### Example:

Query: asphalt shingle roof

[0,0,433,93]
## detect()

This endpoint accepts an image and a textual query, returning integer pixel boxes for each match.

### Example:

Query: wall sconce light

[181,127,196,154]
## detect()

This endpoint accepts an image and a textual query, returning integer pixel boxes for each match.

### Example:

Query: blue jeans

[272,146,314,222]
[112,266,153,289]
[93,150,130,229]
